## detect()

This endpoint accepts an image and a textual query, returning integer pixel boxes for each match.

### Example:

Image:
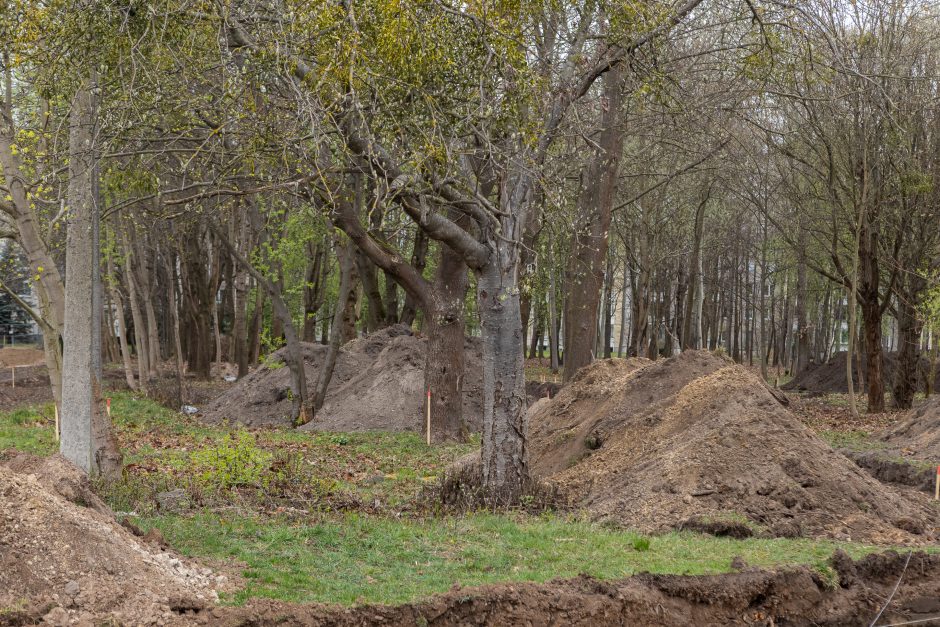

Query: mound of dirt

[881,395,940,462]
[201,325,486,432]
[0,462,220,626]
[784,351,940,395]
[525,350,937,543]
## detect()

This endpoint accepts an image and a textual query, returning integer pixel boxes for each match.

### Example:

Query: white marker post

[426,388,432,446]
[54,405,60,442]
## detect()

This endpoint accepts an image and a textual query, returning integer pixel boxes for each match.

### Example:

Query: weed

[191,430,272,490]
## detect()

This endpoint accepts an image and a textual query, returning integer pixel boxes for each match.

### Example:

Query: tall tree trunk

[313,237,358,412]
[122,230,151,392]
[795,227,811,374]
[562,63,624,381]
[893,283,924,410]
[60,78,120,477]
[548,245,560,374]
[107,253,137,391]
[302,239,326,342]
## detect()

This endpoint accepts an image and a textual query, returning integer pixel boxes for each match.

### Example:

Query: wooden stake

[11,366,14,389]
[106,398,111,418]
[54,405,59,442]
[935,465,939,501]
[426,388,432,446]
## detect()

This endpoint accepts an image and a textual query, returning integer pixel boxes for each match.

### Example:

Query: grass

[0,404,57,455]
[138,511,888,606]
[817,429,884,452]
[0,393,932,608]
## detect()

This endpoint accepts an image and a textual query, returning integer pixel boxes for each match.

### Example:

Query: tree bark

[60,78,120,477]
[562,63,624,380]
[313,236,358,412]
[424,243,469,442]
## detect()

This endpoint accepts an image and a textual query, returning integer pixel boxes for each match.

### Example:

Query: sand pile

[525,351,937,543]
[784,351,940,395]
[881,395,940,462]
[0,459,220,625]
[202,325,485,432]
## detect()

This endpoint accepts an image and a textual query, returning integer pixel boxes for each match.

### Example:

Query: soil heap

[0,457,218,625]
[784,351,940,395]
[881,395,940,462]
[202,325,485,432]
[526,350,937,543]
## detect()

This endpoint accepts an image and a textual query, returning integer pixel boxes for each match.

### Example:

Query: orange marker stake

[426,389,432,446]
[106,398,112,418]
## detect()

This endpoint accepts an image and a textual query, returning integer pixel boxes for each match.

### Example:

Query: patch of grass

[0,404,56,455]
[817,429,884,452]
[136,511,894,606]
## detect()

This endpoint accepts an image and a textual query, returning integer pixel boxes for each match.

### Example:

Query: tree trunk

[893,287,923,410]
[400,229,428,327]
[424,243,469,441]
[122,230,151,392]
[302,239,326,342]
[313,237,358,412]
[562,63,624,381]
[60,78,120,477]
[478,252,528,505]
[107,254,137,391]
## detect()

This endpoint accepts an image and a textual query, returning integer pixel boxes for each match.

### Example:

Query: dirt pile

[881,395,940,462]
[525,350,937,543]
[202,325,486,432]
[784,351,940,395]
[0,462,220,626]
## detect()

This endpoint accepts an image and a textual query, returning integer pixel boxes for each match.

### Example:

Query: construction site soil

[785,351,940,395]
[881,395,940,462]
[201,326,487,432]
[2,453,938,626]
[520,351,939,543]
[0,455,221,626]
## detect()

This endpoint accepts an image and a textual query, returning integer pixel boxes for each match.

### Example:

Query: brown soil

[524,351,938,543]
[881,395,940,462]
[0,347,44,368]
[66,550,936,626]
[784,350,940,395]
[202,325,487,433]
[0,461,221,626]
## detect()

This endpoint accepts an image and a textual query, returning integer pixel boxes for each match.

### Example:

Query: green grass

[1,393,933,608]
[0,404,57,455]
[817,429,884,452]
[138,511,886,606]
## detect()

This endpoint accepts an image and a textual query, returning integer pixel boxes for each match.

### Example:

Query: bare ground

[201,325,486,433]
[0,459,222,626]
[522,351,938,543]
